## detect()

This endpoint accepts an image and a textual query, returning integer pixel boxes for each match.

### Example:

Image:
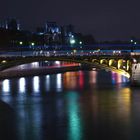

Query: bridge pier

[131,63,140,85]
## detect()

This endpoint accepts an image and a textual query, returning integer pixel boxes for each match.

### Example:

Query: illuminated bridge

[0,53,139,85]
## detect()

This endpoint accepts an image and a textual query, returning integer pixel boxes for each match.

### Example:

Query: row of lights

[19,40,83,46]
[19,41,35,46]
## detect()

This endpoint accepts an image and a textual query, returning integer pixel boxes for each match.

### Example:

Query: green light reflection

[67,92,82,140]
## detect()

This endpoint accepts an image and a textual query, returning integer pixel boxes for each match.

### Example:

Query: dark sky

[1,0,140,40]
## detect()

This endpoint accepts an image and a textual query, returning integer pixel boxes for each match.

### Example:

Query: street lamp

[31,42,35,46]
[19,41,23,45]
[70,39,76,45]
[19,41,23,56]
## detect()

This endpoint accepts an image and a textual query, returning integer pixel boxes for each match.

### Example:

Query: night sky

[1,0,140,40]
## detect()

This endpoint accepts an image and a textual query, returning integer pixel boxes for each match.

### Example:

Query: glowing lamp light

[31,42,35,46]
[70,39,76,45]
[134,42,137,45]
[79,41,82,45]
[1,60,7,64]
[130,39,133,43]
[19,41,23,45]
[73,49,77,53]
[133,58,137,63]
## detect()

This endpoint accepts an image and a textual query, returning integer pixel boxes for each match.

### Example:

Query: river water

[0,65,140,140]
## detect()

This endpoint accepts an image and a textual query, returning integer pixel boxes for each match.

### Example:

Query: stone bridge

[0,54,139,85]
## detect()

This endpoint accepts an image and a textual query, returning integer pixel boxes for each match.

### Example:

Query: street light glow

[70,39,76,44]
[19,41,23,45]
[31,42,35,46]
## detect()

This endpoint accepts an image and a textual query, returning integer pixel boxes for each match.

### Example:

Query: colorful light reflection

[2,79,10,93]
[19,77,26,93]
[67,92,82,140]
[56,74,62,92]
[33,76,40,93]
[45,75,50,92]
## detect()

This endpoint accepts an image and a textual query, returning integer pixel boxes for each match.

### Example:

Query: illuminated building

[45,22,61,34]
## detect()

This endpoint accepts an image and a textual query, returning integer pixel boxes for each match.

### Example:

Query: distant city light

[79,41,82,45]
[134,42,137,45]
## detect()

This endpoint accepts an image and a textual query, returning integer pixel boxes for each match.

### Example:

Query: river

[0,62,140,140]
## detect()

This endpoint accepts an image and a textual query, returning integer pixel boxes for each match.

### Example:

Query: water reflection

[16,98,42,140]
[2,79,10,93]
[117,88,131,121]
[19,77,26,93]
[111,72,116,84]
[89,71,97,84]
[79,71,84,90]
[67,92,82,140]
[45,75,50,92]
[63,72,78,89]
[111,72,129,84]
[0,70,134,140]
[56,74,62,92]
[0,71,129,94]
[33,76,40,93]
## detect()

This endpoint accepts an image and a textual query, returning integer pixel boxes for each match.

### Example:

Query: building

[45,22,60,34]
[61,24,75,44]
[45,22,61,44]
[0,21,6,28]
[6,18,20,30]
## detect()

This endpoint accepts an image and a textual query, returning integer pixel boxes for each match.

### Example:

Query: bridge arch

[117,59,124,69]
[0,56,130,78]
[126,60,131,71]
[109,59,116,66]
[92,59,98,63]
[100,59,108,65]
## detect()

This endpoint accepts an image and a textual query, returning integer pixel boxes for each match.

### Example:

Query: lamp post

[19,41,23,56]
[130,39,137,52]
[31,42,35,56]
